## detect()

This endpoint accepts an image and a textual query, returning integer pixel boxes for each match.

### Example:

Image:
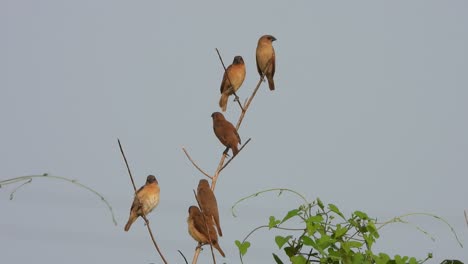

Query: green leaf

[367,222,379,238]
[351,252,365,264]
[363,234,375,249]
[235,240,251,256]
[341,241,350,253]
[333,225,348,239]
[441,260,463,264]
[281,209,300,224]
[290,255,307,264]
[275,235,292,249]
[394,254,408,264]
[301,236,315,246]
[269,216,281,229]
[328,203,345,219]
[272,253,284,264]
[316,234,334,250]
[347,241,363,248]
[306,221,319,236]
[284,246,296,258]
[307,215,324,223]
[317,198,324,210]
[373,253,390,264]
[353,210,369,220]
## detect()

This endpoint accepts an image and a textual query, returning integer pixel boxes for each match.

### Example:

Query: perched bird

[219,56,246,112]
[187,206,226,257]
[197,179,222,236]
[124,175,160,232]
[211,112,241,156]
[256,35,277,90]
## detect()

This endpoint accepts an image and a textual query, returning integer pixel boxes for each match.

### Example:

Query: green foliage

[235,240,250,257]
[233,188,463,264]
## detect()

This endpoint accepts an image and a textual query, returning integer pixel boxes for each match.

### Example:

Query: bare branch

[117,139,168,264]
[219,138,252,173]
[465,210,468,228]
[191,51,272,263]
[235,58,272,130]
[182,147,213,179]
[178,250,189,264]
[211,57,272,190]
[118,139,137,192]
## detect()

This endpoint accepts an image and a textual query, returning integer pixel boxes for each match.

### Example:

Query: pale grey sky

[1,1,467,263]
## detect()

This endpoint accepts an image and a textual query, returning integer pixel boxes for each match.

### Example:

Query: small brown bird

[124,175,160,232]
[256,35,277,90]
[219,56,246,112]
[197,179,222,236]
[211,112,241,156]
[187,206,225,257]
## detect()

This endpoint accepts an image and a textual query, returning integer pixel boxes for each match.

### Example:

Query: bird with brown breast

[256,34,277,90]
[187,205,226,257]
[211,112,241,156]
[124,175,160,232]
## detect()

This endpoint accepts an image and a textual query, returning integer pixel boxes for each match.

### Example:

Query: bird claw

[223,149,231,157]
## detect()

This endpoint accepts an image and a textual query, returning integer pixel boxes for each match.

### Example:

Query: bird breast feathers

[226,65,245,88]
[137,184,160,213]
[257,46,274,60]
[188,217,207,242]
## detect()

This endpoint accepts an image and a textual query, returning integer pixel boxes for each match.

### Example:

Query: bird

[219,56,246,112]
[124,175,160,232]
[187,205,226,257]
[256,35,277,90]
[211,112,241,156]
[197,179,222,236]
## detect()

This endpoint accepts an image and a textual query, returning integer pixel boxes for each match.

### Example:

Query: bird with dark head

[124,175,160,232]
[219,55,246,112]
[187,205,226,257]
[211,112,241,156]
[256,34,277,90]
[197,179,222,236]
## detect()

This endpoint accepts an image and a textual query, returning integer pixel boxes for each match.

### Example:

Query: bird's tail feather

[124,215,137,232]
[219,94,228,112]
[214,242,226,257]
[216,224,223,237]
[267,76,275,90]
[231,145,239,156]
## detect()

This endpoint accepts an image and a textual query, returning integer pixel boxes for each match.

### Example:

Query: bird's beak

[271,36,277,41]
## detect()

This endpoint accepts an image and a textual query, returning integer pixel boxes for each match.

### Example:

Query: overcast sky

[1,1,467,263]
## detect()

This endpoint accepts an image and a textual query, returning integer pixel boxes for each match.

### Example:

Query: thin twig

[192,190,216,264]
[210,152,228,191]
[192,244,201,264]
[182,147,213,179]
[377,212,463,248]
[465,210,468,228]
[118,139,137,192]
[231,188,309,217]
[9,178,32,200]
[178,250,189,264]
[117,139,169,264]
[0,174,117,225]
[235,58,272,130]
[219,138,252,173]
[215,48,245,112]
